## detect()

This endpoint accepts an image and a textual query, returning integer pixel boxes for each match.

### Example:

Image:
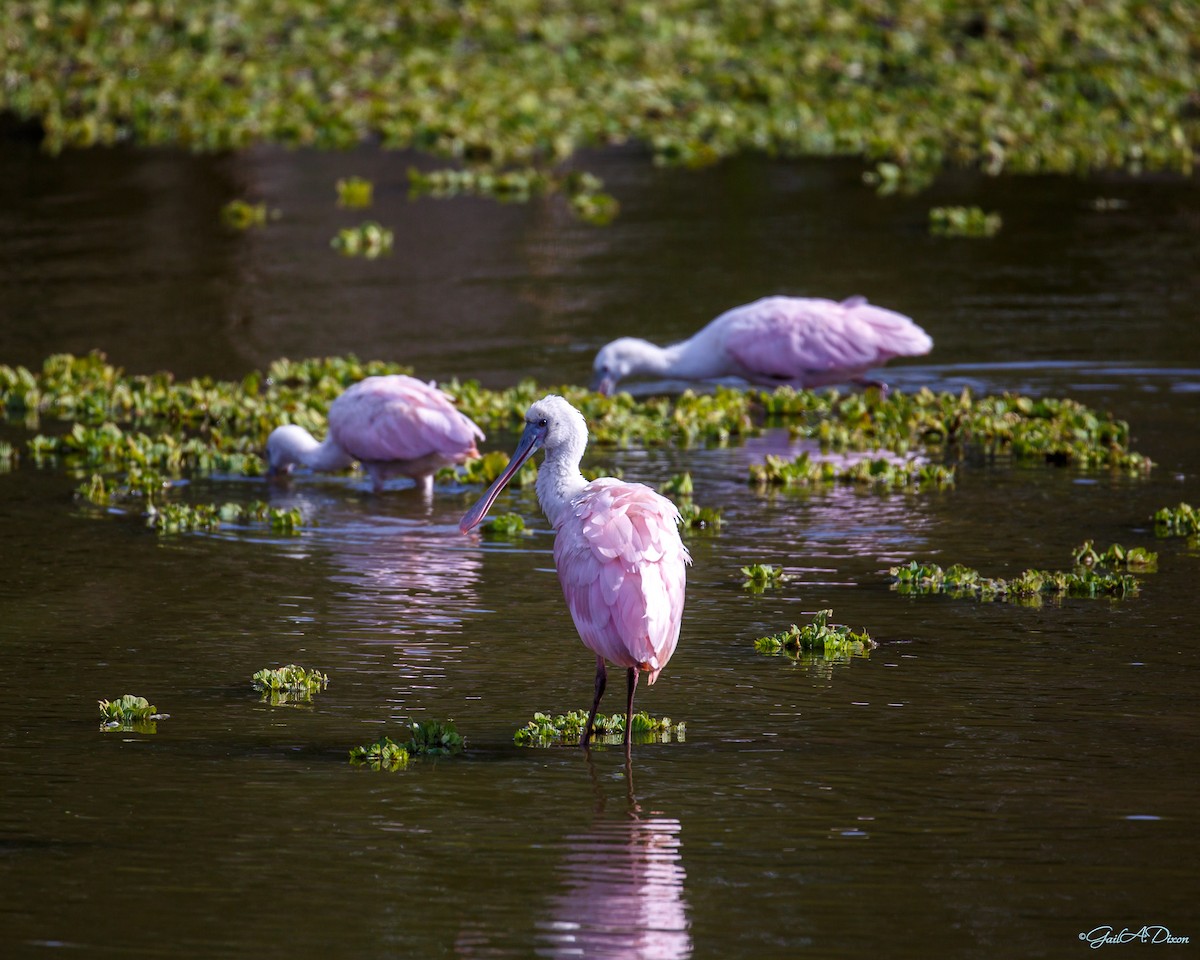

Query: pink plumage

[329,375,482,465]
[266,374,483,494]
[459,395,690,748]
[591,294,932,394]
[555,478,688,685]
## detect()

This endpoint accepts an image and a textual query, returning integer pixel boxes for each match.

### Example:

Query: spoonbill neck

[278,428,354,473]
[535,440,588,530]
[656,333,727,380]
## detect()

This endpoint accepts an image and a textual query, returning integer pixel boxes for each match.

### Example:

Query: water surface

[1,143,1198,958]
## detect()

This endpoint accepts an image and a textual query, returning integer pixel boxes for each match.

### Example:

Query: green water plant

[220,199,269,230]
[404,720,465,756]
[331,221,393,258]
[754,609,875,659]
[0,440,16,470]
[1153,502,1200,537]
[252,664,329,704]
[98,694,167,731]
[750,451,955,490]
[662,473,722,532]
[741,563,791,593]
[890,560,1139,604]
[514,710,683,746]
[349,735,410,771]
[482,512,528,537]
[336,176,373,208]
[349,720,464,769]
[929,205,1002,237]
[1072,540,1158,571]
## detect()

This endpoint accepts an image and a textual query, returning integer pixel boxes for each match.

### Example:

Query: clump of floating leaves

[769,388,1152,473]
[335,176,373,208]
[408,167,618,224]
[754,609,875,660]
[662,473,722,532]
[252,664,329,705]
[349,735,410,771]
[929,205,1002,237]
[220,199,269,230]
[405,719,466,756]
[890,561,1139,604]
[1072,541,1157,571]
[741,563,792,593]
[1154,503,1199,538]
[482,512,528,537]
[514,710,683,747]
[750,451,955,490]
[349,720,465,770]
[99,694,167,732]
[331,221,393,258]
[443,449,538,489]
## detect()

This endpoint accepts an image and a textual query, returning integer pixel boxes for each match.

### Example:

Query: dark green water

[1,142,1198,958]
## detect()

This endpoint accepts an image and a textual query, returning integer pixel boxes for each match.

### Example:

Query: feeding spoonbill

[459,395,689,748]
[591,295,932,395]
[266,374,483,495]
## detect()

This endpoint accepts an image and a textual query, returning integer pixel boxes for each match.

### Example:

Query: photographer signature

[1079,926,1190,949]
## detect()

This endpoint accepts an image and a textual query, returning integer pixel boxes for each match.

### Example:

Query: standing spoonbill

[459,395,689,748]
[591,295,932,395]
[266,375,484,495]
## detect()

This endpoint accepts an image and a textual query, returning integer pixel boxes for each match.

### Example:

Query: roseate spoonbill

[459,395,689,748]
[591,295,932,395]
[266,375,483,495]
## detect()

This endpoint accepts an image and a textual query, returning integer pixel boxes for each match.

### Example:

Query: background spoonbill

[591,294,932,395]
[459,395,690,748]
[266,374,483,494]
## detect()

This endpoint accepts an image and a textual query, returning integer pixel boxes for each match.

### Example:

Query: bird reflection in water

[263,488,484,690]
[535,756,692,960]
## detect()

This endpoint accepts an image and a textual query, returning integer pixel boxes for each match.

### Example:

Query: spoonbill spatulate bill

[266,375,483,494]
[460,395,690,748]
[591,295,932,395]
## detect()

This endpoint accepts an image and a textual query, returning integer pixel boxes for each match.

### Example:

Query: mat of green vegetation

[2,1,1194,190]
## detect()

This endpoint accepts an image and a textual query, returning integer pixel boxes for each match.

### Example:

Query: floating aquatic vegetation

[251,664,328,705]
[741,563,791,593]
[750,451,955,490]
[220,199,269,230]
[0,440,17,470]
[409,165,619,224]
[443,449,538,489]
[2,354,1155,550]
[335,176,373,208]
[754,609,875,660]
[662,472,722,532]
[76,467,308,535]
[890,561,1139,604]
[98,694,167,732]
[514,710,683,747]
[331,221,393,258]
[349,721,464,770]
[1072,540,1158,571]
[349,735,410,771]
[1153,502,1200,538]
[769,387,1153,473]
[929,206,1002,237]
[482,512,528,537]
[6,1,1193,203]
[404,720,465,756]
